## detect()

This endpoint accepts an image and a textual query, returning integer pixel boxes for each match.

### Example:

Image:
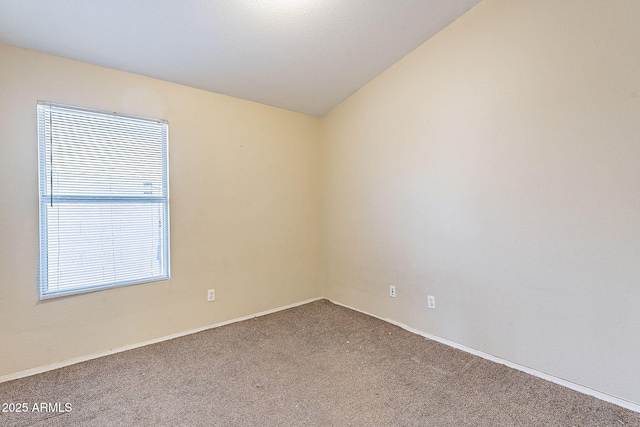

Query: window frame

[37,101,170,299]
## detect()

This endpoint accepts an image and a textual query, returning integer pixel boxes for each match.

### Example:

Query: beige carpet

[1,299,639,426]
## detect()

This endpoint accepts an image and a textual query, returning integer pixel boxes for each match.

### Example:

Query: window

[37,102,170,299]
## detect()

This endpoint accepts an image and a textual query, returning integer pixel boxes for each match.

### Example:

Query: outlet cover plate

[427,295,435,309]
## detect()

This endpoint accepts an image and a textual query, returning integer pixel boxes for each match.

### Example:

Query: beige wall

[0,43,321,377]
[322,0,640,405]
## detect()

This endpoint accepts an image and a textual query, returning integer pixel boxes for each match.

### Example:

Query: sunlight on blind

[37,102,170,299]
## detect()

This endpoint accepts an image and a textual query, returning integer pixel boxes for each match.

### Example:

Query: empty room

[1,0,639,425]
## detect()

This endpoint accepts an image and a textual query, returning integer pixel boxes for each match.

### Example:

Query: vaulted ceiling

[0,0,480,116]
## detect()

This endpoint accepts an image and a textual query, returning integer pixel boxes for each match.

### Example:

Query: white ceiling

[0,0,480,117]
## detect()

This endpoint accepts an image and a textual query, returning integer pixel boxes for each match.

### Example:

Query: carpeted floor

[1,299,639,426]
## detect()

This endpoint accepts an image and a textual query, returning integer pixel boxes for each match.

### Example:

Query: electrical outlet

[427,295,435,309]
[207,289,215,302]
[390,285,396,298]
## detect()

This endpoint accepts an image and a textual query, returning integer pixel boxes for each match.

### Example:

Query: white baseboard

[0,296,324,384]
[328,299,640,414]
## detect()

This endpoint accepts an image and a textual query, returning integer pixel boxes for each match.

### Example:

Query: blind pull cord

[49,110,53,207]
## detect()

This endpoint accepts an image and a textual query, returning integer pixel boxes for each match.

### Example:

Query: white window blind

[37,101,170,299]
